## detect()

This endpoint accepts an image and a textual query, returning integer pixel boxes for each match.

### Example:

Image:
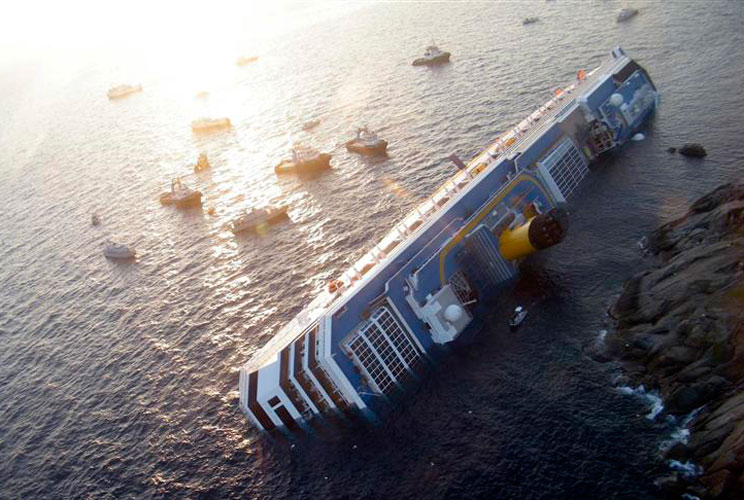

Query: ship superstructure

[239,47,658,432]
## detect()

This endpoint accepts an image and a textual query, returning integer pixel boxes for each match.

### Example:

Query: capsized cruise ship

[239,47,658,432]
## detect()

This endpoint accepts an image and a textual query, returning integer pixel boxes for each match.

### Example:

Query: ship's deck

[242,53,627,374]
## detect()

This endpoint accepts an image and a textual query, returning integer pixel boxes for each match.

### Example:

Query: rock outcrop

[604,183,744,499]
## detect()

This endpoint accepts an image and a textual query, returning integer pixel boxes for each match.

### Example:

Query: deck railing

[242,56,624,374]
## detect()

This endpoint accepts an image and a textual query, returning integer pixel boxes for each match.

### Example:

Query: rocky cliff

[604,183,744,499]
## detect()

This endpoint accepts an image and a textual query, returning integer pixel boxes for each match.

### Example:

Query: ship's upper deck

[241,51,633,374]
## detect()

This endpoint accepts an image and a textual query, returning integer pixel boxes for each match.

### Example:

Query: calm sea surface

[2,1,744,498]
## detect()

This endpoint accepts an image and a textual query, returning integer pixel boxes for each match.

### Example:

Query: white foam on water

[660,407,702,452]
[616,385,665,420]
[598,329,608,344]
[668,459,702,479]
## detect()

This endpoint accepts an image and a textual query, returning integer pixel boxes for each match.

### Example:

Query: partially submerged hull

[240,47,659,433]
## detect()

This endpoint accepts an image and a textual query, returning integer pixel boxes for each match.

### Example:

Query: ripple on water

[2,1,744,498]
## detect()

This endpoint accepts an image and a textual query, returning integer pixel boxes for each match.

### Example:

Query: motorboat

[231,205,289,233]
[236,56,259,66]
[159,178,203,208]
[191,117,231,132]
[345,126,388,156]
[274,144,332,175]
[91,213,101,226]
[522,17,539,25]
[302,118,320,131]
[104,242,136,260]
[412,45,451,66]
[194,152,210,173]
[107,84,142,100]
[617,8,639,22]
[509,306,528,329]
[195,90,209,99]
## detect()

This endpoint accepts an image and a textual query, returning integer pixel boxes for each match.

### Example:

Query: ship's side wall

[239,51,659,432]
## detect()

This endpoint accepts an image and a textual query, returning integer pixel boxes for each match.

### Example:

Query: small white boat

[617,8,639,22]
[412,45,451,66]
[345,126,388,156]
[509,306,528,329]
[274,144,332,175]
[231,205,289,233]
[191,117,231,132]
[302,118,320,131]
[107,84,142,99]
[159,178,203,208]
[104,242,136,260]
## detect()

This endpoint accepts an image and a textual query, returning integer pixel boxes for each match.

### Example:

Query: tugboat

[194,152,210,173]
[191,117,231,133]
[509,306,528,330]
[274,144,332,175]
[616,7,639,22]
[107,84,142,100]
[345,126,388,156]
[231,205,289,233]
[412,45,451,66]
[104,241,136,260]
[236,55,259,66]
[522,17,539,25]
[159,178,203,208]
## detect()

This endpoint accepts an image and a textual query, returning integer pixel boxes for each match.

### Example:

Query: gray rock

[603,183,744,500]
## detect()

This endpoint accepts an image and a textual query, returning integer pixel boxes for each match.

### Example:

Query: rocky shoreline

[600,183,744,499]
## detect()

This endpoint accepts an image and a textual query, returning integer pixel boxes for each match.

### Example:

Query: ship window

[540,138,589,199]
[343,307,421,395]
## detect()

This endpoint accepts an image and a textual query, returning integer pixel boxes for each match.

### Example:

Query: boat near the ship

[104,242,136,260]
[194,152,210,173]
[302,118,320,131]
[231,205,290,234]
[91,213,101,226]
[159,178,203,208]
[617,7,639,22]
[412,45,451,66]
[191,117,231,133]
[107,84,142,100]
[274,144,332,175]
[522,17,539,25]
[239,47,659,433]
[237,55,259,66]
[345,126,388,156]
[509,306,528,329]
